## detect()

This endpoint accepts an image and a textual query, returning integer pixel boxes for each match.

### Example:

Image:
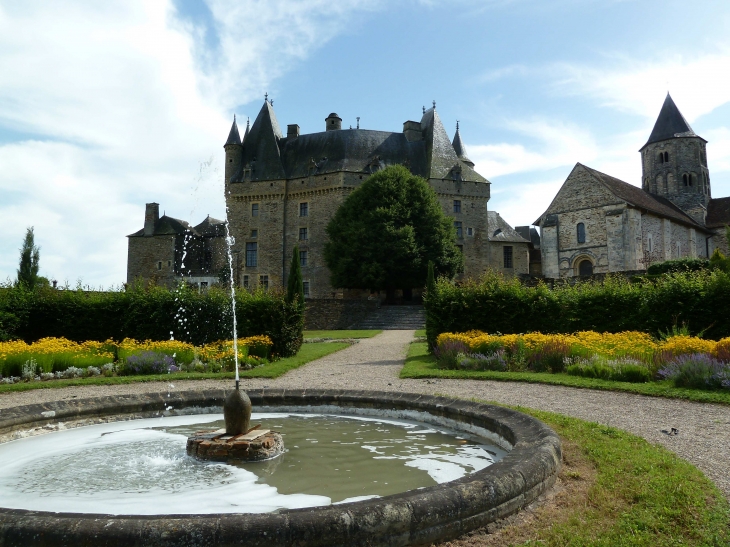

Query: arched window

[683,173,689,186]
[664,151,669,162]
[647,233,653,254]
[577,222,586,244]
[578,260,593,276]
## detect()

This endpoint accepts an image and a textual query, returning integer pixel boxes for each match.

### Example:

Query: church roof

[452,122,474,166]
[706,197,730,229]
[127,215,196,238]
[230,103,488,183]
[225,116,241,146]
[641,93,703,150]
[487,211,530,243]
[535,163,706,230]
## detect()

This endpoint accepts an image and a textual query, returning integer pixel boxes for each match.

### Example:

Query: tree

[324,165,462,296]
[17,227,40,290]
[286,245,304,307]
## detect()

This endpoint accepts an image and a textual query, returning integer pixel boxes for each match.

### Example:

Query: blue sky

[1,0,729,286]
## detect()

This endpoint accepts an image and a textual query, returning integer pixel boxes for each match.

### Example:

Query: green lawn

[402,342,730,406]
[304,330,382,339]
[0,342,348,393]
[501,404,730,546]
[414,329,425,337]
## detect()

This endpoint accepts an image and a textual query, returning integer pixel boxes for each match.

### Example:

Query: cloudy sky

[1,0,729,287]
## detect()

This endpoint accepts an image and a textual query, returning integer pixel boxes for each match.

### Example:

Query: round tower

[640,94,710,222]
[325,113,342,131]
[224,115,243,185]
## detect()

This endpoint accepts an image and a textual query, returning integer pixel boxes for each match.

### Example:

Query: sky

[1,0,729,287]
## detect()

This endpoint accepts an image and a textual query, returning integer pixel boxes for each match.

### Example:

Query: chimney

[144,203,159,236]
[287,124,300,139]
[403,120,422,142]
[325,113,342,131]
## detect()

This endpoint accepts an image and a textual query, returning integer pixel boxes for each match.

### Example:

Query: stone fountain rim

[0,388,562,547]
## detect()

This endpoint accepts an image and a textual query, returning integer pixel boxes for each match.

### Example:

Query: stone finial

[433,100,436,110]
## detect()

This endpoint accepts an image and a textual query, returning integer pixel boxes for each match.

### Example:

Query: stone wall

[303,298,381,330]
[126,235,176,287]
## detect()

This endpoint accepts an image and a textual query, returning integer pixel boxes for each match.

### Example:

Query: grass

[0,342,348,393]
[414,329,425,337]
[304,330,382,339]
[402,342,730,406]
[474,404,730,546]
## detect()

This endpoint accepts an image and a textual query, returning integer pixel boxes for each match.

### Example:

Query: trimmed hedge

[0,284,303,357]
[425,270,730,348]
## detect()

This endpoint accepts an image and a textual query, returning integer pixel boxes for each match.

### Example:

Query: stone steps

[353,305,425,330]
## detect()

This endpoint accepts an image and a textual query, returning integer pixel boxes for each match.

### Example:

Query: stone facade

[537,94,729,278]
[223,100,511,298]
[126,203,228,289]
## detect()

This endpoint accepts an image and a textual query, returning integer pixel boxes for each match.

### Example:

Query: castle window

[243,275,249,289]
[167,260,171,267]
[577,223,586,244]
[250,229,258,238]
[647,233,653,254]
[300,251,308,267]
[676,241,681,258]
[663,151,669,162]
[300,202,309,217]
[303,281,310,297]
[503,246,513,269]
[658,152,664,164]
[245,242,258,267]
[299,227,308,240]
[578,260,593,276]
[157,261,162,271]
[454,221,463,238]
[453,200,461,213]
[467,227,474,236]
[259,275,269,290]
[251,203,259,217]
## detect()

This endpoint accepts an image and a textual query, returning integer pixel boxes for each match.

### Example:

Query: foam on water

[0,413,505,515]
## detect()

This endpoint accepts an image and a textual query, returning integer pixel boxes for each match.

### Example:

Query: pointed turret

[225,115,242,146]
[239,98,285,181]
[452,121,474,167]
[243,117,250,142]
[642,93,698,149]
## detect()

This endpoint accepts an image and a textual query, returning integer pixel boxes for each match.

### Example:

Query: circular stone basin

[0,389,561,546]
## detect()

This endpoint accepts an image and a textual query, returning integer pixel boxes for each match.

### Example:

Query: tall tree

[17,227,40,290]
[324,165,462,295]
[286,245,304,307]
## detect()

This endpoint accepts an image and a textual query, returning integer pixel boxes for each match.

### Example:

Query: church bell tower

[640,93,711,224]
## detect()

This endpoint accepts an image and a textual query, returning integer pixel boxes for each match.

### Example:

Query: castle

[126,99,534,292]
[536,94,730,278]
[126,94,729,289]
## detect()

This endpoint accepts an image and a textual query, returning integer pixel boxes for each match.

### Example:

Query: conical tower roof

[243,117,250,142]
[224,115,241,146]
[452,122,474,167]
[642,93,701,149]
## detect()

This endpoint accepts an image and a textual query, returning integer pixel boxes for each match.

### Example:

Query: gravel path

[2,330,729,498]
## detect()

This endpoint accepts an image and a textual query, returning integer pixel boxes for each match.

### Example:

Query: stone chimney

[325,113,342,131]
[403,120,422,142]
[144,203,159,236]
[287,124,300,139]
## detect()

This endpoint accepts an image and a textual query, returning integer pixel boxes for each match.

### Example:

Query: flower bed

[435,331,730,388]
[0,336,273,384]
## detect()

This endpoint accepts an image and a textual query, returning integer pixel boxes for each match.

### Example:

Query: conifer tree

[17,227,40,290]
[286,245,304,307]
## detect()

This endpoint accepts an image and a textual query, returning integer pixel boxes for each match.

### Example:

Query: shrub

[55,366,84,379]
[120,351,176,376]
[434,340,470,369]
[457,351,507,371]
[714,338,730,362]
[565,355,652,383]
[658,354,730,390]
[528,340,571,373]
[646,258,709,276]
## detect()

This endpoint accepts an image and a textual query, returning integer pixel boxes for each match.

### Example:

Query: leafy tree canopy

[324,165,462,291]
[17,227,40,290]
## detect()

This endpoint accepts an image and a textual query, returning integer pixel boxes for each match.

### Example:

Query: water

[0,413,505,515]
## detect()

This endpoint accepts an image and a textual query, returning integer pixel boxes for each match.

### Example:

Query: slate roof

[706,197,730,228]
[487,211,530,243]
[641,93,703,150]
[515,225,540,248]
[533,163,707,231]
[230,103,488,184]
[128,215,195,238]
[451,123,474,166]
[193,215,226,237]
[225,116,241,146]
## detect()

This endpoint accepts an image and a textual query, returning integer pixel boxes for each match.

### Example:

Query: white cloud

[551,51,730,122]
[0,1,383,286]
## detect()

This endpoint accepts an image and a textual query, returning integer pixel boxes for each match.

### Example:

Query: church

[536,94,730,278]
